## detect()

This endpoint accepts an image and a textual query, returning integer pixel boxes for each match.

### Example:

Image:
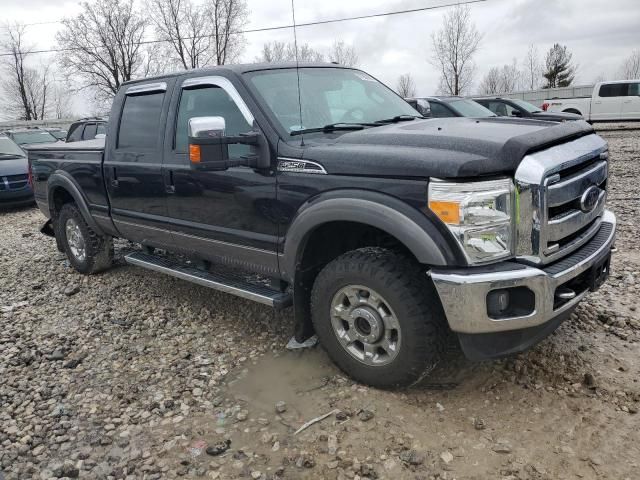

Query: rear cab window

[117,90,165,150]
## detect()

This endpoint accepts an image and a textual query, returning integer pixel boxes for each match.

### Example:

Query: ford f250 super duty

[543,80,640,122]
[28,63,616,388]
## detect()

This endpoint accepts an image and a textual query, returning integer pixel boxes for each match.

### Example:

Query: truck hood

[0,157,28,176]
[302,117,595,178]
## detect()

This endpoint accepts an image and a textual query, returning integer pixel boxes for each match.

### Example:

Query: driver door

[162,76,279,274]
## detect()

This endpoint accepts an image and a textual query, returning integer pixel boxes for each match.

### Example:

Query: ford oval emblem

[580,186,601,213]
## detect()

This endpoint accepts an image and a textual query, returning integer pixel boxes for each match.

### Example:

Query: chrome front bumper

[430,210,616,334]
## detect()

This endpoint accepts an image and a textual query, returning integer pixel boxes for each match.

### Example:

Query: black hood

[301,117,594,178]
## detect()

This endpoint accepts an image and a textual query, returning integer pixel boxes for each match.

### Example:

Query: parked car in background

[404,98,431,116]
[2,128,60,147]
[474,97,582,122]
[543,80,640,122]
[29,63,615,388]
[0,135,33,207]
[44,128,68,141]
[408,96,496,118]
[66,117,108,143]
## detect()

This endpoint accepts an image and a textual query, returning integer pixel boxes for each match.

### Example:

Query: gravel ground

[1,126,639,480]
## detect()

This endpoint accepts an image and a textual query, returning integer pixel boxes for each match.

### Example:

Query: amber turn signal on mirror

[189,144,201,163]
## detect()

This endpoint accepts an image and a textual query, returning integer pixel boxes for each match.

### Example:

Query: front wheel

[310,248,447,388]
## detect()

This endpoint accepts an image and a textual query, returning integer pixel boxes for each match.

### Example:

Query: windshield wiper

[290,123,374,136]
[0,153,24,159]
[373,115,424,124]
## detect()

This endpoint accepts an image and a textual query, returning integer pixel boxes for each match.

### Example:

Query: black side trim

[458,307,574,361]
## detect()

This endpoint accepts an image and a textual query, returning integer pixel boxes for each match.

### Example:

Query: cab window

[175,85,251,157]
[118,92,165,149]
[429,102,456,118]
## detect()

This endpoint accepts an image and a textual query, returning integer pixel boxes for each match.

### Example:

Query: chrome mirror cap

[188,116,226,138]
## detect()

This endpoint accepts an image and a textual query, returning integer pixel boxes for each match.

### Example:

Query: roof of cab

[121,62,352,86]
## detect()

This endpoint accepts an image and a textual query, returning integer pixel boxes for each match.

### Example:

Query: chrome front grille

[515,134,609,265]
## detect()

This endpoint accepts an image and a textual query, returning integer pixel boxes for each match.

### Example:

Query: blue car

[0,136,34,207]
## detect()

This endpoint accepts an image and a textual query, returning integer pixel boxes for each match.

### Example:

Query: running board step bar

[124,252,292,310]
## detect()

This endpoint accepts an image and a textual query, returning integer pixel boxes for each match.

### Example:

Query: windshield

[510,99,543,113]
[0,137,26,159]
[48,129,67,140]
[247,68,419,134]
[448,99,496,118]
[11,130,58,145]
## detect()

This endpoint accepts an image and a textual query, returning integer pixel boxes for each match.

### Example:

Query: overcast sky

[1,0,639,116]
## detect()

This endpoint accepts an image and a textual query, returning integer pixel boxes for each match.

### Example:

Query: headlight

[428,178,514,264]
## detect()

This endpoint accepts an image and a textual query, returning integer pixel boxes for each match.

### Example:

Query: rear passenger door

[622,82,640,120]
[104,82,174,247]
[591,83,625,121]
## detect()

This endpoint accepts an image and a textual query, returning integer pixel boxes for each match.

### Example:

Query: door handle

[111,166,119,188]
[166,170,176,194]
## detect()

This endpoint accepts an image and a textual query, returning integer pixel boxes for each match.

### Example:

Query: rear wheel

[311,248,447,388]
[56,203,113,274]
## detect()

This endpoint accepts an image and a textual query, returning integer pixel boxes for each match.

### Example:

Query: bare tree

[56,0,148,100]
[543,44,575,88]
[0,24,51,120]
[430,4,482,95]
[148,0,213,69]
[51,83,74,119]
[296,44,324,62]
[478,67,502,94]
[208,0,249,65]
[500,60,521,93]
[618,49,640,80]
[328,40,359,67]
[256,41,324,63]
[396,73,416,98]
[523,44,541,90]
[257,41,289,62]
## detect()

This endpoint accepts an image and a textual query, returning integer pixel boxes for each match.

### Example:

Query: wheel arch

[282,190,463,342]
[47,171,106,236]
[282,190,462,282]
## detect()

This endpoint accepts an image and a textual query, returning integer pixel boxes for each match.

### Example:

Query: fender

[281,189,465,282]
[47,171,106,236]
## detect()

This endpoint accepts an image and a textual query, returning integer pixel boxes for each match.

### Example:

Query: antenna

[290,0,305,145]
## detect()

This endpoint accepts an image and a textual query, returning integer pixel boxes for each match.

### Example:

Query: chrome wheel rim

[65,218,86,261]
[330,285,401,366]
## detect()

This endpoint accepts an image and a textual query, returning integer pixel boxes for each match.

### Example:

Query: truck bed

[28,138,107,221]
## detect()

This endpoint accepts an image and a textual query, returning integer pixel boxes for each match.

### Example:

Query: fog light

[487,289,510,317]
[486,287,536,319]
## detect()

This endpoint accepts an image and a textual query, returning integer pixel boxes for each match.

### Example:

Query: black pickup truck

[29,63,616,387]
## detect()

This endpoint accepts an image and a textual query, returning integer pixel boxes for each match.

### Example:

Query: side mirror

[188,116,270,171]
[511,110,522,117]
[188,116,228,171]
